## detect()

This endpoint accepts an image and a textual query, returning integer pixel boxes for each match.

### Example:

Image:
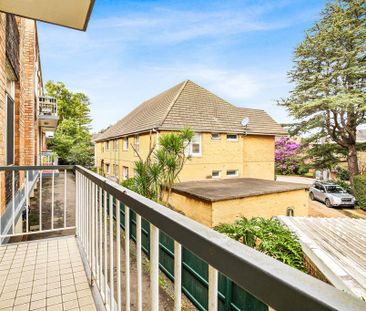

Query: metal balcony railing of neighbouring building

[38,96,58,117]
[0,165,365,311]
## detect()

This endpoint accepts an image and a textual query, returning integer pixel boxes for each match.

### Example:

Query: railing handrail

[1,165,365,310]
[74,165,366,311]
[0,165,73,171]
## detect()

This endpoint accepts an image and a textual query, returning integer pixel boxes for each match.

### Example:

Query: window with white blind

[190,133,202,156]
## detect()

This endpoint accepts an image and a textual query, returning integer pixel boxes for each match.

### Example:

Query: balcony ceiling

[0,0,95,31]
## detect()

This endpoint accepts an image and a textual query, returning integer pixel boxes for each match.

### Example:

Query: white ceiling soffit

[0,0,95,31]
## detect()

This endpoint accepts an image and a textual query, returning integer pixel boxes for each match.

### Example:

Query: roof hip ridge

[159,80,189,128]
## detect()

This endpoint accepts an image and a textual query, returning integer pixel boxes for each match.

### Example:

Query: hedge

[354,175,366,210]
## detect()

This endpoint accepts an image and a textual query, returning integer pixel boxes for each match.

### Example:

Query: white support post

[91,181,95,285]
[39,171,43,232]
[99,187,103,289]
[109,194,114,309]
[125,206,130,311]
[64,169,67,228]
[116,200,121,311]
[26,171,29,233]
[12,170,15,234]
[136,214,142,311]
[174,242,182,311]
[51,170,55,230]
[208,265,218,311]
[103,190,108,303]
[150,224,159,311]
[75,172,78,236]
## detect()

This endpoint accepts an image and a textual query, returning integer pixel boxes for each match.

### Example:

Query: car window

[326,186,345,193]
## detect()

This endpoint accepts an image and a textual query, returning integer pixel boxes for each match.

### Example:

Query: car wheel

[325,199,332,208]
[309,192,315,201]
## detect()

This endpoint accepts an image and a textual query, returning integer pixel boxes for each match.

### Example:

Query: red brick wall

[0,14,42,213]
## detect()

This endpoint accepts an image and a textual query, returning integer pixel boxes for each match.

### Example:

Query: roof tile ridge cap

[159,80,189,127]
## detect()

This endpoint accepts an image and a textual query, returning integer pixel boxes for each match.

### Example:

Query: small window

[101,144,104,152]
[113,164,118,176]
[105,164,110,174]
[287,208,294,216]
[123,137,128,151]
[212,170,221,178]
[227,134,238,141]
[134,135,140,154]
[113,140,118,152]
[211,133,220,140]
[226,169,238,177]
[190,133,202,156]
[123,166,129,180]
[106,141,110,150]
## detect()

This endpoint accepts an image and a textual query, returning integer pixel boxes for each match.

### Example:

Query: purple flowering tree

[275,137,303,175]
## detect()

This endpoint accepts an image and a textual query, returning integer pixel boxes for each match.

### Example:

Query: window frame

[123,137,129,151]
[211,133,221,140]
[226,169,239,177]
[134,135,140,154]
[212,170,221,178]
[123,166,129,180]
[190,133,202,157]
[227,134,238,141]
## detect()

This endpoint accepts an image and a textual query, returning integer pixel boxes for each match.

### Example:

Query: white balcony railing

[0,165,365,311]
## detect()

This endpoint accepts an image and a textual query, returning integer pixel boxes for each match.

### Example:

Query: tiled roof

[96,80,287,142]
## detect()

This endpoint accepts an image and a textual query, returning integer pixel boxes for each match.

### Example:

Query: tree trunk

[347,144,359,189]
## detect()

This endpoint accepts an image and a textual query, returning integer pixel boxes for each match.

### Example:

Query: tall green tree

[280,0,366,187]
[45,81,94,168]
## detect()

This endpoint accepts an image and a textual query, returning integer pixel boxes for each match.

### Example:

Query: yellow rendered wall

[242,135,275,180]
[168,192,213,227]
[95,131,276,182]
[211,189,308,227]
[169,189,308,228]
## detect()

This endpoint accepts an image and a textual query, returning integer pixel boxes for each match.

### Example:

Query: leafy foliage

[45,81,94,168]
[123,128,194,203]
[275,137,303,175]
[279,0,366,185]
[215,217,306,271]
[354,175,366,210]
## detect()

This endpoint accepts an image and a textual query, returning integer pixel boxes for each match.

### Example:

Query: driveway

[276,175,315,185]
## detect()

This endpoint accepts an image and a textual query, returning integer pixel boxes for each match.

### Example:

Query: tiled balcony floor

[0,237,96,311]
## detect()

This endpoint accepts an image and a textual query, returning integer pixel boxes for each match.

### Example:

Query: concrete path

[276,175,315,185]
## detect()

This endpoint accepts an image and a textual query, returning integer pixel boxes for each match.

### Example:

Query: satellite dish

[241,117,250,127]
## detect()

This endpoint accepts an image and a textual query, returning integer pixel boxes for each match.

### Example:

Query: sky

[37,0,327,133]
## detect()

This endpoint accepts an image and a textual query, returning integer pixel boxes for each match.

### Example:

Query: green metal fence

[116,202,267,311]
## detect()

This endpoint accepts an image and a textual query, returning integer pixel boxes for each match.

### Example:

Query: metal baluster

[51,170,55,230]
[150,224,159,311]
[40,171,43,232]
[174,241,182,311]
[116,200,121,311]
[103,190,108,304]
[26,171,29,233]
[109,194,114,309]
[11,170,15,233]
[64,169,67,228]
[136,214,142,311]
[99,186,103,289]
[91,181,95,285]
[125,206,130,311]
[75,172,79,237]
[95,184,99,287]
[208,265,218,311]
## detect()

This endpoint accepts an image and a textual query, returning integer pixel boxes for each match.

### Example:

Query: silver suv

[309,181,355,208]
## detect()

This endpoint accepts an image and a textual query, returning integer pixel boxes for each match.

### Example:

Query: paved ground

[276,175,315,185]
[0,237,96,311]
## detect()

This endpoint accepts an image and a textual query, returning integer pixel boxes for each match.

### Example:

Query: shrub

[354,175,366,210]
[215,217,306,272]
[334,166,350,181]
